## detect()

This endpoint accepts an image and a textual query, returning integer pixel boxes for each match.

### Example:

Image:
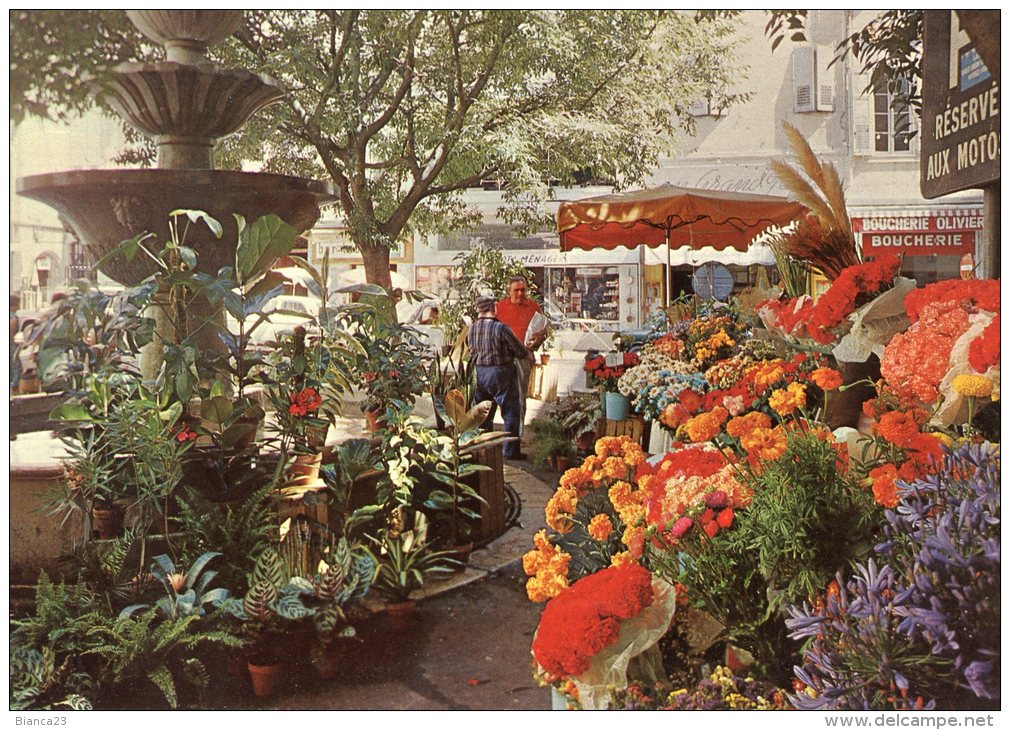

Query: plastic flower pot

[604,392,630,421]
[247,659,282,699]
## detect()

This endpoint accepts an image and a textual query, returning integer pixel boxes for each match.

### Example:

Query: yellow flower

[952,373,994,399]
[587,513,614,541]
[610,551,636,567]
[931,431,955,448]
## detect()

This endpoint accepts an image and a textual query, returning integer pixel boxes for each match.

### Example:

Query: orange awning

[557,185,805,253]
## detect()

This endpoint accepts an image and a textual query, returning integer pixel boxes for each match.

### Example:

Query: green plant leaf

[235,214,296,285]
[200,395,234,424]
[171,209,223,238]
[48,403,94,422]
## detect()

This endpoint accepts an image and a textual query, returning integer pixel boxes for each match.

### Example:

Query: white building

[10,112,127,310]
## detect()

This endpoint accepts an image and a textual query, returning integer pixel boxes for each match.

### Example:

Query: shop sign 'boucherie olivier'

[920,11,1000,198]
[853,210,982,256]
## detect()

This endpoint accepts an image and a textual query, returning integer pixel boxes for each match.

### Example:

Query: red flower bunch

[584,351,641,390]
[903,279,1000,323]
[762,255,902,344]
[532,564,654,678]
[175,427,197,443]
[288,387,323,417]
[881,300,972,404]
[969,314,1000,373]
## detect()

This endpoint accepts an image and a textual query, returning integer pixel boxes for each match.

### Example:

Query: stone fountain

[17,9,336,288]
[12,11,338,580]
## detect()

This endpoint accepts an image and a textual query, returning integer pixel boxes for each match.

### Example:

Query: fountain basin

[18,168,338,285]
[98,63,286,168]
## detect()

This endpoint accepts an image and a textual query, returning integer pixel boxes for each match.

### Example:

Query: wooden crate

[596,415,651,452]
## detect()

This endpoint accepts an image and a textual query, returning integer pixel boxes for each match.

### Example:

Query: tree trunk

[360,242,393,290]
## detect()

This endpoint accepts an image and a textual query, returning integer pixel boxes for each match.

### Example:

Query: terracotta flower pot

[540,353,551,366]
[287,452,322,480]
[576,432,595,453]
[384,600,417,632]
[364,409,385,433]
[555,455,572,472]
[92,503,126,540]
[247,660,282,699]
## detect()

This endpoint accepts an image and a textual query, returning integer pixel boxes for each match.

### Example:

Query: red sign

[960,252,975,279]
[853,211,981,257]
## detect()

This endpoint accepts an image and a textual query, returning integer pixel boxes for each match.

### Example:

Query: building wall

[10,112,127,309]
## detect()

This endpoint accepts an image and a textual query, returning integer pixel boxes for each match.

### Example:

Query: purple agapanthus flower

[786,442,1000,710]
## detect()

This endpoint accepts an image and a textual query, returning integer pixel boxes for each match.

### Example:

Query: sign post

[920,11,1000,278]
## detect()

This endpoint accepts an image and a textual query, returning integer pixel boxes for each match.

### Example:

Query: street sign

[920,11,1000,198]
[960,252,976,279]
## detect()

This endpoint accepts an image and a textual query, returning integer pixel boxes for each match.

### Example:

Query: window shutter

[792,46,816,113]
[815,45,835,111]
[852,73,873,153]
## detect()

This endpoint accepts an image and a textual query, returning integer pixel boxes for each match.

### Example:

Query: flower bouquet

[880,278,1000,429]
[522,436,650,601]
[583,351,640,392]
[531,563,678,710]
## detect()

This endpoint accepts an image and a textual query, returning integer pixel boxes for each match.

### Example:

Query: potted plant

[531,429,576,471]
[584,351,641,420]
[546,391,603,453]
[365,511,457,630]
[217,548,316,698]
[426,390,514,560]
[46,370,192,542]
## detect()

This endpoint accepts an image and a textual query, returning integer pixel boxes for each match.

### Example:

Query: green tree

[9,9,749,288]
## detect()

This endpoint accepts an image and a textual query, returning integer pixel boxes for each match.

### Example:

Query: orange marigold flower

[684,406,728,443]
[769,382,807,417]
[741,426,788,462]
[811,367,843,391]
[610,551,636,568]
[602,456,629,480]
[595,435,632,459]
[587,513,614,541]
[750,360,787,389]
[726,411,772,439]
[873,411,920,447]
[869,464,900,508]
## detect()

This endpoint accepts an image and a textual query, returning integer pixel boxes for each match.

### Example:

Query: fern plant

[82,610,241,708]
[174,473,279,594]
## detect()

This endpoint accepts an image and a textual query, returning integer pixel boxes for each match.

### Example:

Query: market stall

[557,184,805,306]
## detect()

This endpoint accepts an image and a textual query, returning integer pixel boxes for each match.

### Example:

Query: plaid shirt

[467,315,528,366]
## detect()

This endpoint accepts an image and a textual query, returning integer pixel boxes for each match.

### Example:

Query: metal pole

[665,226,671,308]
[982,183,1000,279]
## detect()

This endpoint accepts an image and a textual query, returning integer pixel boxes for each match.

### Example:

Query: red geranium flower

[289,387,323,417]
[175,428,197,443]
